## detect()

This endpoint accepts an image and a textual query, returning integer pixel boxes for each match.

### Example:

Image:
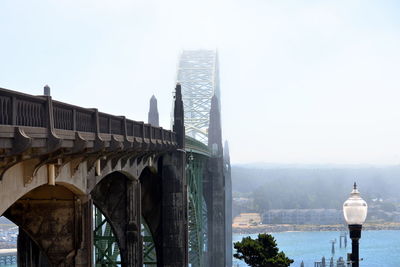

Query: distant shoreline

[233,222,400,234]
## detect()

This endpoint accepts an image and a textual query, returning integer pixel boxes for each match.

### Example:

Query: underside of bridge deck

[4,184,92,266]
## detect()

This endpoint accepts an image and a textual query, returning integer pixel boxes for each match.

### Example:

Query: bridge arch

[3,183,90,266]
[90,170,142,266]
[93,203,122,266]
[0,161,87,216]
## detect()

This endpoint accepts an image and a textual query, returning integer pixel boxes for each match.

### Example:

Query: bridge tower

[177,50,232,266]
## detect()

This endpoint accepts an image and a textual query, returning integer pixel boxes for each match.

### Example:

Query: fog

[1,0,400,164]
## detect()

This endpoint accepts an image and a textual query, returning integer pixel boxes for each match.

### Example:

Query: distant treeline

[232,164,400,211]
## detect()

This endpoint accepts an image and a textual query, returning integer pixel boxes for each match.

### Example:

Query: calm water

[1,230,399,267]
[233,230,400,267]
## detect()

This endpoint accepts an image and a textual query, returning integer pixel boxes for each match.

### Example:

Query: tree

[233,233,293,267]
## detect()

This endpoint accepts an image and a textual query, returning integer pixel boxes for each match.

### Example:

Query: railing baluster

[72,108,76,131]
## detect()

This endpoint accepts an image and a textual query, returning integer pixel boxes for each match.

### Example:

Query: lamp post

[343,182,368,267]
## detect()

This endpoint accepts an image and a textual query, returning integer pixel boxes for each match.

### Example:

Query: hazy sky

[1,0,400,164]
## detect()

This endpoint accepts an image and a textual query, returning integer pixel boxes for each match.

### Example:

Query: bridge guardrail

[0,87,176,144]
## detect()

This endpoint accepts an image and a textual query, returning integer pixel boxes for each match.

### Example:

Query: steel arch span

[176,50,221,146]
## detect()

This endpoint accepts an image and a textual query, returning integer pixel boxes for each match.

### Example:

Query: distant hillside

[232,163,400,210]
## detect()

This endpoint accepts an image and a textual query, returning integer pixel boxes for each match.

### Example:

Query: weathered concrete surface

[205,156,226,267]
[161,152,187,267]
[141,167,163,261]
[4,185,92,267]
[18,229,51,267]
[205,95,226,267]
[0,161,88,216]
[157,84,188,267]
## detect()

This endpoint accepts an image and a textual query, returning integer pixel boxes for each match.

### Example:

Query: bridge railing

[185,136,210,156]
[0,87,177,143]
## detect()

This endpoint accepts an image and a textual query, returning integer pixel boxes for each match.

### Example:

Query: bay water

[233,230,400,267]
[1,230,399,266]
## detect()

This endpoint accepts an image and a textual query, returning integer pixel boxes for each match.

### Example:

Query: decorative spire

[43,84,51,96]
[173,83,185,148]
[148,94,159,126]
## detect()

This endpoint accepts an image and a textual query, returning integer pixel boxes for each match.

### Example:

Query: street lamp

[343,182,368,267]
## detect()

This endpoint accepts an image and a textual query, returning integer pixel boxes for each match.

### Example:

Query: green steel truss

[142,219,157,266]
[94,207,158,266]
[186,136,210,267]
[94,206,121,266]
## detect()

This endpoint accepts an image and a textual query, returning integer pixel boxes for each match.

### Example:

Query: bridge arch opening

[0,162,86,217]
[3,184,86,266]
[91,170,142,266]
[93,203,122,266]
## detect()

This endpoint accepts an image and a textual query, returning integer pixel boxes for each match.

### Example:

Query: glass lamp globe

[343,182,368,225]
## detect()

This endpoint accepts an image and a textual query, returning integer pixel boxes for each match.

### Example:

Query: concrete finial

[44,85,51,96]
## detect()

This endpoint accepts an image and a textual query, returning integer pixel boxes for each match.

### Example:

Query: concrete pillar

[206,156,226,267]
[75,197,93,267]
[161,152,187,267]
[159,83,188,266]
[127,177,143,266]
[205,95,226,267]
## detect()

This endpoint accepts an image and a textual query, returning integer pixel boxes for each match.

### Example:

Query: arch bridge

[0,84,230,267]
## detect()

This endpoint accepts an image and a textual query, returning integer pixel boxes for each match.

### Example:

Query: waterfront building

[262,209,344,225]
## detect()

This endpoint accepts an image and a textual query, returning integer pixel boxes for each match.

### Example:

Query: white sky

[1,0,400,164]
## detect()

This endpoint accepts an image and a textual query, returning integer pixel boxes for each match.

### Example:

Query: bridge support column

[205,95,226,267]
[205,156,226,267]
[127,177,143,266]
[158,83,188,266]
[161,152,188,267]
